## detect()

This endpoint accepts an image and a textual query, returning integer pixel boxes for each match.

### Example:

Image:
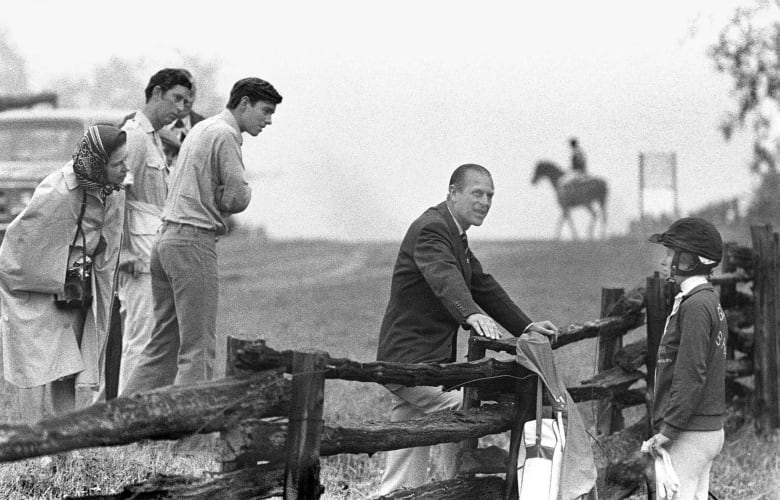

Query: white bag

[517,378,565,500]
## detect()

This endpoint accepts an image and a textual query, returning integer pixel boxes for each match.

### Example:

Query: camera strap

[72,190,89,307]
[70,189,88,248]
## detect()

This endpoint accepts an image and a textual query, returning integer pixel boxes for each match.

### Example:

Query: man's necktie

[173,119,184,128]
[461,232,471,261]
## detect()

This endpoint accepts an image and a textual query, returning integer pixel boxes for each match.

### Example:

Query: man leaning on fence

[374,163,558,496]
[122,77,282,395]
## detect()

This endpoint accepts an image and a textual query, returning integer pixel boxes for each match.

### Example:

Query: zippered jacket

[653,284,727,438]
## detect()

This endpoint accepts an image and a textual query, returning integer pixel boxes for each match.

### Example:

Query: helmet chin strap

[670,249,715,281]
[670,251,685,281]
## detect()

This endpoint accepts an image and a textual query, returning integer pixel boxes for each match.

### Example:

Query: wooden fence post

[721,242,738,360]
[750,225,780,431]
[644,273,670,500]
[221,336,258,473]
[645,273,669,434]
[644,273,668,393]
[595,287,625,435]
[224,336,258,379]
[104,295,123,400]
[503,370,536,500]
[284,351,326,499]
[462,333,487,457]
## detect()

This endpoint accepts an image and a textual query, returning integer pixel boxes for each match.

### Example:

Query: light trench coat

[0,162,124,388]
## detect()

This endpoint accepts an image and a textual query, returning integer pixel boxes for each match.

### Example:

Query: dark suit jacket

[376,202,532,364]
[190,110,205,126]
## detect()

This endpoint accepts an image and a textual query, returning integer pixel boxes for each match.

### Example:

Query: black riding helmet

[649,217,723,278]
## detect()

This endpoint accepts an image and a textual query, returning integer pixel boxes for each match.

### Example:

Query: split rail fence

[0,225,777,499]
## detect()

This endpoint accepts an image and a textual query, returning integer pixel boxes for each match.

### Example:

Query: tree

[0,29,29,93]
[52,56,145,110]
[179,54,224,116]
[50,54,224,115]
[91,56,146,109]
[710,0,780,222]
[709,0,780,173]
[47,75,93,109]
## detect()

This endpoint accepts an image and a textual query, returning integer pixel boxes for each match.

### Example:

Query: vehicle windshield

[0,120,83,162]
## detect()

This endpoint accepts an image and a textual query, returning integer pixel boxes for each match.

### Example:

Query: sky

[1,0,759,241]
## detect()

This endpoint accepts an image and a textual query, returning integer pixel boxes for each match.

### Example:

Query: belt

[161,221,216,235]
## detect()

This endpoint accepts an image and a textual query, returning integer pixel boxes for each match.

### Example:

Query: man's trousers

[122,222,218,395]
[665,428,724,500]
[116,271,155,395]
[375,385,463,497]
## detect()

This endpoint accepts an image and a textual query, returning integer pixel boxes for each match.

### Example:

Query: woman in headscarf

[0,125,128,423]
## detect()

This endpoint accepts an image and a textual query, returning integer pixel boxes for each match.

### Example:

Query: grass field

[0,230,777,499]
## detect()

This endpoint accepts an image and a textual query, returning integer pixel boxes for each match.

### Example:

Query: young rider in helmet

[645,217,727,499]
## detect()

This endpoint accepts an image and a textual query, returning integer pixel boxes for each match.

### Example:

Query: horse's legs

[585,205,598,240]
[556,212,565,240]
[564,210,578,240]
[601,202,608,238]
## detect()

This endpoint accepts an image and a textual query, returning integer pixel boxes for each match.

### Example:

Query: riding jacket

[653,280,727,438]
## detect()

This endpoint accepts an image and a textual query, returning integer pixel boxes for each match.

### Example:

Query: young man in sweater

[646,217,727,499]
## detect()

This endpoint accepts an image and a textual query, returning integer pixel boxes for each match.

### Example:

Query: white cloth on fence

[515,332,597,499]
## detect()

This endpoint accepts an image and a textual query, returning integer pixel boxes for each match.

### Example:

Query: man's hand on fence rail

[464,313,502,339]
[523,320,559,341]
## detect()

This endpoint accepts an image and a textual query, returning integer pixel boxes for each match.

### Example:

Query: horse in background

[531,160,608,240]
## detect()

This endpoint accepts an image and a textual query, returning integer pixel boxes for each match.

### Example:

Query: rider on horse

[569,137,587,175]
[561,137,589,189]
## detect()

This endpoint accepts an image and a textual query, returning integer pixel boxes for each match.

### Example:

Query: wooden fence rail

[0,230,774,499]
[751,225,780,431]
[0,370,289,462]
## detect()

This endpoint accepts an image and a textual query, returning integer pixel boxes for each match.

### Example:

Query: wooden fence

[0,226,777,499]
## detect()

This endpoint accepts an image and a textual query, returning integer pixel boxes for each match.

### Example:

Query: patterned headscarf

[72,125,126,199]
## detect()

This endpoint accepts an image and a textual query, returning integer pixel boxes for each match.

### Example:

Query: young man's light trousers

[122,223,218,395]
[664,428,724,500]
[116,271,155,395]
[375,385,463,497]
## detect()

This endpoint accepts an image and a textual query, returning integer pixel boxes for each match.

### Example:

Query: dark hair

[449,164,491,191]
[226,77,283,109]
[144,68,193,102]
[179,68,194,85]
